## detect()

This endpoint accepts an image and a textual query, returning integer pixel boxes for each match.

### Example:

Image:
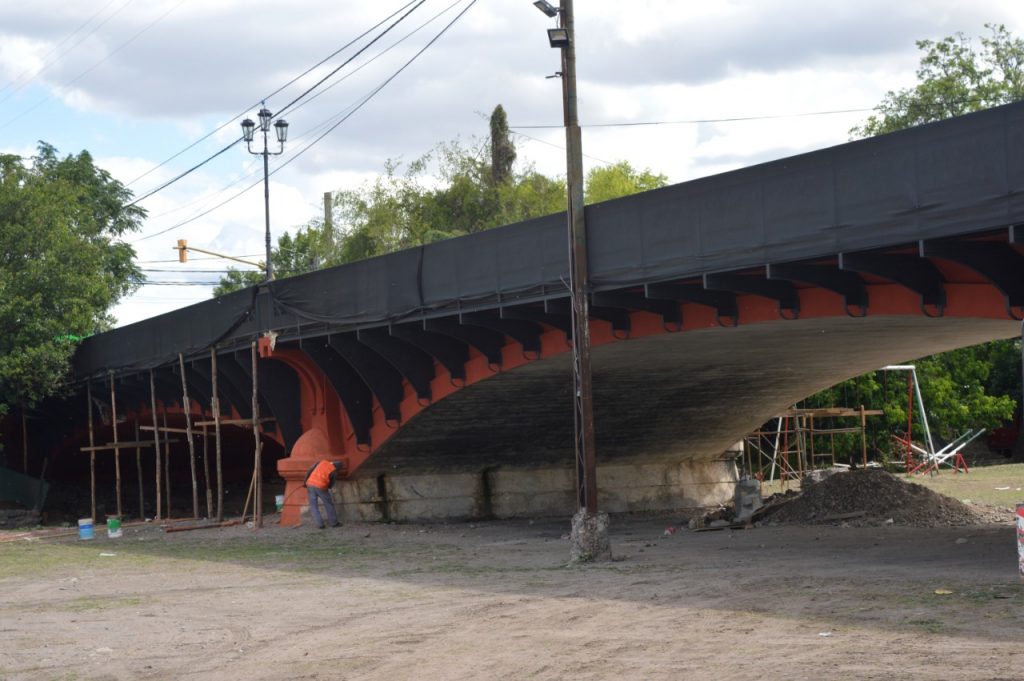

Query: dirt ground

[1,511,1021,681]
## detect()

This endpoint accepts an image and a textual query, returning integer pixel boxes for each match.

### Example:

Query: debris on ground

[763,469,1014,527]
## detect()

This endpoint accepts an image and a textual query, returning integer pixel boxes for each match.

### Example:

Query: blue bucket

[78,518,94,540]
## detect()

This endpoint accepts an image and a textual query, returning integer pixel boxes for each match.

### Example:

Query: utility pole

[560,0,597,515]
[536,0,609,561]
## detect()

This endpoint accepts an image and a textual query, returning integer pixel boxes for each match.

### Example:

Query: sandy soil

[0,515,1021,681]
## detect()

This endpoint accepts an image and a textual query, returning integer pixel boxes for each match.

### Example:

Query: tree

[211,228,331,296]
[0,143,144,417]
[853,24,1024,138]
[489,104,516,186]
[584,161,668,204]
[810,25,1024,462]
[214,104,669,295]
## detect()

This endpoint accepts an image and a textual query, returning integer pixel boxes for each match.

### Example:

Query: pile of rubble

[765,468,1013,527]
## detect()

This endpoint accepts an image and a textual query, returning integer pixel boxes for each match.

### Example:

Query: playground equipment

[884,365,984,476]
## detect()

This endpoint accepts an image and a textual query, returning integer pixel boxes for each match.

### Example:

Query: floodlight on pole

[240,103,289,282]
[547,27,570,48]
[533,0,558,17]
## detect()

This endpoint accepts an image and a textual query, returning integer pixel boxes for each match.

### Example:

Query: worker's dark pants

[307,486,338,528]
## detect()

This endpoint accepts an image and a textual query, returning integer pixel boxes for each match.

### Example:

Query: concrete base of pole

[569,509,611,563]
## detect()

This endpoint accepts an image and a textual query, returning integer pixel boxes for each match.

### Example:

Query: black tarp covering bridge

[73,100,1024,379]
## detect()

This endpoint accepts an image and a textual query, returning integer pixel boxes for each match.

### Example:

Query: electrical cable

[273,0,426,121]
[0,0,184,132]
[282,0,465,119]
[510,107,875,130]
[126,0,426,209]
[132,0,478,243]
[0,0,130,104]
[124,0,422,188]
[125,139,239,208]
[509,129,614,166]
[275,0,479,175]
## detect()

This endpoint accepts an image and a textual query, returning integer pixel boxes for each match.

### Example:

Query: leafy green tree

[214,104,667,295]
[211,228,331,296]
[807,25,1024,462]
[489,104,516,186]
[853,24,1024,138]
[0,143,143,416]
[584,161,667,204]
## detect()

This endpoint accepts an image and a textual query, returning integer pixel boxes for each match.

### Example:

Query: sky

[2,0,1023,327]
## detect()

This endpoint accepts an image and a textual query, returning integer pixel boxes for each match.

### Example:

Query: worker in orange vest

[303,459,342,529]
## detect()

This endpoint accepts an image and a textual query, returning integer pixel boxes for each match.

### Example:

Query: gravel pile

[766,468,1013,527]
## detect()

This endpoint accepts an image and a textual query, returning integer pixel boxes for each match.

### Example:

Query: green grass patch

[0,542,157,580]
[910,463,1024,508]
[66,595,147,612]
[906,617,945,633]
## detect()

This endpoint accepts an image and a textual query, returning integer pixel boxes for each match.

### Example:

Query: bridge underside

[365,315,1020,474]
[12,101,1024,522]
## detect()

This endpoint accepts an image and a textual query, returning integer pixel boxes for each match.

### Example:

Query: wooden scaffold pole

[109,371,123,519]
[149,369,163,521]
[135,421,145,520]
[179,353,200,519]
[162,408,172,519]
[21,404,28,473]
[86,382,96,523]
[202,424,213,519]
[211,348,224,522]
[250,341,263,528]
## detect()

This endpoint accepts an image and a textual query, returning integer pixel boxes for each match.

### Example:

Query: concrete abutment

[310,457,737,523]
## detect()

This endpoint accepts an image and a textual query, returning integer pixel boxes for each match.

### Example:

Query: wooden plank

[163,519,241,534]
[194,417,275,427]
[780,408,883,418]
[820,511,866,522]
[79,440,176,452]
[140,425,192,434]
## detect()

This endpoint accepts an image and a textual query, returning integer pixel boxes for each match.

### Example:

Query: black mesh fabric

[73,101,1024,378]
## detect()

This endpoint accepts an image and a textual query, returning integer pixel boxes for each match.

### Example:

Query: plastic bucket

[275,494,285,512]
[107,516,123,539]
[78,518,94,540]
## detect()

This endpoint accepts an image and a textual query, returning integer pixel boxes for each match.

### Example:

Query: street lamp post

[241,105,289,282]
[535,0,609,561]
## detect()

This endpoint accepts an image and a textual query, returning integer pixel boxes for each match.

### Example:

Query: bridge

[33,101,1024,524]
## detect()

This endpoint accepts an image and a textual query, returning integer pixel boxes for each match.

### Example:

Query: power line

[136,254,260,264]
[125,139,239,208]
[509,130,614,166]
[141,268,253,273]
[140,280,223,286]
[510,107,874,130]
[124,0,422,189]
[0,0,184,132]
[274,0,426,120]
[283,0,465,119]
[133,0,478,243]
[125,0,426,210]
[277,0,480,175]
[0,0,130,104]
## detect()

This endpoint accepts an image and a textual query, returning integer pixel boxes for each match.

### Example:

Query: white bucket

[275,494,285,512]
[78,518,94,540]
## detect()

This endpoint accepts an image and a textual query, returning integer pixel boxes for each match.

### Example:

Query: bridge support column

[278,428,337,526]
[258,341,349,526]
